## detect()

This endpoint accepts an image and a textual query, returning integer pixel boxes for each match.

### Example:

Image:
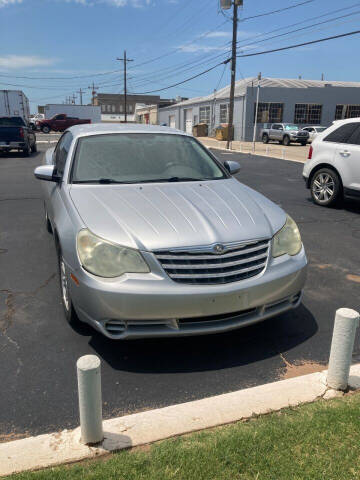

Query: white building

[158,77,360,141]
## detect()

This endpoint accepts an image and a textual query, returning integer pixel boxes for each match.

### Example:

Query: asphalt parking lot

[1,141,360,440]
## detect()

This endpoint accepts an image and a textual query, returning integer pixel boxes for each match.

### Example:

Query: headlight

[77,229,150,278]
[272,215,302,258]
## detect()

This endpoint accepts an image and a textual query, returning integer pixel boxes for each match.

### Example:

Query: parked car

[303,118,360,206]
[261,123,309,146]
[29,113,44,130]
[301,125,328,143]
[0,116,36,156]
[34,124,307,340]
[36,114,91,134]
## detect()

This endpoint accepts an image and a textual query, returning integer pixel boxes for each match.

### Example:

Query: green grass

[8,393,360,480]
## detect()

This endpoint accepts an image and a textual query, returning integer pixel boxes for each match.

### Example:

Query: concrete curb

[1,363,360,477]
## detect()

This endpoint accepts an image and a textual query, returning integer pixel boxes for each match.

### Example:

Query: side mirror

[34,165,60,182]
[224,160,240,175]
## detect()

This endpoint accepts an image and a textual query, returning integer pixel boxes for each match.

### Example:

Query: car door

[53,114,67,131]
[330,123,360,193]
[45,132,73,224]
[271,124,282,141]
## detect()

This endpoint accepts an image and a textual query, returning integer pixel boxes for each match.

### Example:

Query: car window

[71,133,226,184]
[344,125,360,145]
[272,124,282,130]
[55,132,73,177]
[324,123,359,143]
[55,115,66,120]
[284,125,299,131]
[316,127,327,133]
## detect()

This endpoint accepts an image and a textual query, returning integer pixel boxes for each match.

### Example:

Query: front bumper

[69,247,307,340]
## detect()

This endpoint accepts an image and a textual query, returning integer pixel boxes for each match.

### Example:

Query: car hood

[69,178,286,251]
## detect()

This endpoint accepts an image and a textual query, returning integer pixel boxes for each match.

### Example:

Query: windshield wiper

[73,178,135,184]
[136,177,206,183]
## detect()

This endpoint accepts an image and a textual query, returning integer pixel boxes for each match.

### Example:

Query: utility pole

[71,94,76,104]
[225,1,241,150]
[88,82,99,106]
[77,88,84,105]
[252,72,261,151]
[117,51,133,123]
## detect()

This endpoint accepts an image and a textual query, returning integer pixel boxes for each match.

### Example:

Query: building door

[169,115,176,128]
[184,109,193,134]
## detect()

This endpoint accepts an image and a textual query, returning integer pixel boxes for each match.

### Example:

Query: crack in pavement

[0,274,56,373]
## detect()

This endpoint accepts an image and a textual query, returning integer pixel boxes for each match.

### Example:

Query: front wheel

[300,141,307,146]
[310,168,342,207]
[31,142,37,153]
[58,253,80,326]
[262,133,269,144]
[41,125,50,134]
[283,135,290,146]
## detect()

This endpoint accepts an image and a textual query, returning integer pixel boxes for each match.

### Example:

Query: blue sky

[1,0,360,112]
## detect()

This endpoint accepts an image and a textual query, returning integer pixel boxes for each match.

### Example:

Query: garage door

[184,109,193,134]
[169,115,176,128]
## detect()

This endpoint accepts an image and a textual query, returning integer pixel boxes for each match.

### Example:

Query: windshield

[71,133,227,184]
[316,127,327,133]
[284,125,299,131]
[0,117,25,127]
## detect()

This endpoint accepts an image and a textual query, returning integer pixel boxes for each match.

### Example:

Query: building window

[101,105,106,113]
[219,104,229,123]
[128,104,133,113]
[335,104,360,120]
[106,105,111,112]
[255,103,283,123]
[112,105,115,113]
[120,104,124,113]
[199,106,211,124]
[294,104,322,124]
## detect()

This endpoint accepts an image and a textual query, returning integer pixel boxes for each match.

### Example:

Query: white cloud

[64,0,151,6]
[0,55,57,69]
[200,31,232,39]
[177,44,227,53]
[0,0,22,7]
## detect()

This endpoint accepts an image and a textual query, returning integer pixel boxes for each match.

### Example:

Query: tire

[41,125,50,134]
[58,250,80,326]
[300,141,307,146]
[31,142,37,153]
[310,168,342,207]
[283,135,290,146]
[44,205,52,233]
[22,144,31,157]
[262,133,269,144]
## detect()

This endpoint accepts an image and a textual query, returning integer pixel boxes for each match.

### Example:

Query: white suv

[303,118,360,206]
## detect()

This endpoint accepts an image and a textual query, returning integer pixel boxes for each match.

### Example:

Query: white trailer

[0,90,30,120]
[44,104,101,123]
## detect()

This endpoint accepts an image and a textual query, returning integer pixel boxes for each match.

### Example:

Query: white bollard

[327,308,359,390]
[282,147,285,160]
[266,145,269,155]
[77,355,103,444]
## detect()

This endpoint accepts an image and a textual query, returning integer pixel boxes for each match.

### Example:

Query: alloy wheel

[312,172,335,203]
[60,258,70,312]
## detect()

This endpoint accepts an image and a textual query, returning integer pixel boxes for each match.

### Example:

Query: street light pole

[226,1,239,150]
[252,72,261,151]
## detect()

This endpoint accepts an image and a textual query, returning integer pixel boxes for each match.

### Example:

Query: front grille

[297,132,307,136]
[154,239,270,285]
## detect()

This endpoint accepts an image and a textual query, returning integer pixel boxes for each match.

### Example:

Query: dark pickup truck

[36,114,91,133]
[0,116,37,156]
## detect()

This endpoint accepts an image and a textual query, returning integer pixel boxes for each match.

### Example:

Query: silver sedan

[34,124,307,339]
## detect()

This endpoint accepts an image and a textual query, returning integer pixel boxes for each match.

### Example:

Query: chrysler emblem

[213,244,225,254]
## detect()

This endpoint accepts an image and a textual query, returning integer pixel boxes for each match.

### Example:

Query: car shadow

[84,303,318,374]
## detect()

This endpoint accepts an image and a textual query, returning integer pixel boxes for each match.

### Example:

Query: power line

[131,59,230,95]
[240,0,316,22]
[237,29,360,57]
[0,68,124,81]
[236,9,360,53]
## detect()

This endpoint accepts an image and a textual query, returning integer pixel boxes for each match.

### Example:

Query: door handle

[340,150,350,157]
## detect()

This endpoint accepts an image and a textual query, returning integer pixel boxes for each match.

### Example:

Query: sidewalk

[198,137,309,164]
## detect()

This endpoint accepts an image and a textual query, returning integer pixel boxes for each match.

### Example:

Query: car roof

[67,123,189,139]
